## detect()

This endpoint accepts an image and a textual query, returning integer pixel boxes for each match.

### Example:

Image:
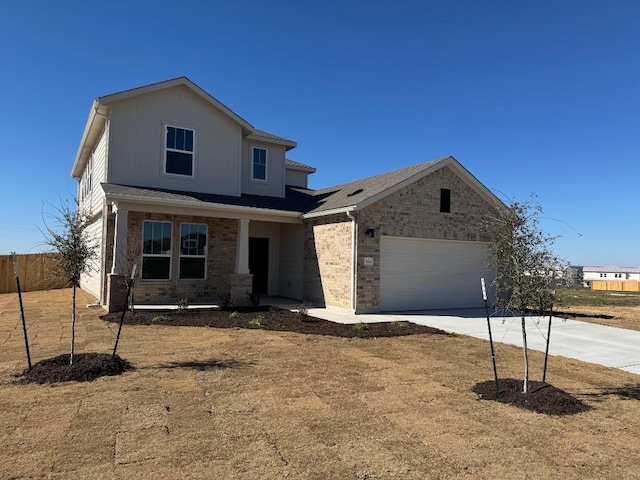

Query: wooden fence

[0,253,68,294]
[591,280,640,293]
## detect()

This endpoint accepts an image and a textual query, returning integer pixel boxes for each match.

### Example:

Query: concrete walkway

[268,297,640,375]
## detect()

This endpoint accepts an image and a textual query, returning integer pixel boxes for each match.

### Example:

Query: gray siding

[107,85,243,196]
[278,223,304,299]
[241,142,286,197]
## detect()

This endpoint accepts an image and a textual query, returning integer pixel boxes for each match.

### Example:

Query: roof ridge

[313,157,449,194]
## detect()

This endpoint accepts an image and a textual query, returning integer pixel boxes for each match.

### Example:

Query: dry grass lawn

[2,289,640,479]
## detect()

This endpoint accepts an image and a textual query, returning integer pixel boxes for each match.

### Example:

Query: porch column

[236,218,250,274]
[111,206,129,274]
[230,218,252,306]
[107,205,129,312]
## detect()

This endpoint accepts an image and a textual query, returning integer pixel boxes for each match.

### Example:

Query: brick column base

[229,273,253,306]
[106,274,128,313]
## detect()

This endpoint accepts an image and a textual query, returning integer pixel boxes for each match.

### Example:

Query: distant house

[582,266,640,287]
[71,77,505,312]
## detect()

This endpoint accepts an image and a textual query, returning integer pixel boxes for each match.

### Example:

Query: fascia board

[302,206,356,219]
[285,164,317,173]
[246,133,297,150]
[71,100,108,178]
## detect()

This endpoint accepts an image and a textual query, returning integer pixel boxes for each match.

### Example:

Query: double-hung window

[179,223,207,279]
[142,221,172,280]
[251,147,267,181]
[165,125,195,176]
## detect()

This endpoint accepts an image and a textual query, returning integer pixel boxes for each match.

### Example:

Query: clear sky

[1,0,638,266]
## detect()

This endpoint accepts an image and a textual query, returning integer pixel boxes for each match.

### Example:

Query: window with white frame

[251,147,267,181]
[165,125,195,176]
[179,223,207,279]
[142,221,172,280]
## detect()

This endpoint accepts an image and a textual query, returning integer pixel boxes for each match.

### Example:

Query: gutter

[303,205,356,219]
[346,211,357,313]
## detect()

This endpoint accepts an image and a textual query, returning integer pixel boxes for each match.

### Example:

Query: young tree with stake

[43,200,99,366]
[489,196,566,393]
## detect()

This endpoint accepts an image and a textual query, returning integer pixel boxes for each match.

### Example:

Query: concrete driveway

[269,298,640,375]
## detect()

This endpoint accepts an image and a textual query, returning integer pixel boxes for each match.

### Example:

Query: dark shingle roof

[101,157,456,218]
[298,157,449,214]
[101,183,315,213]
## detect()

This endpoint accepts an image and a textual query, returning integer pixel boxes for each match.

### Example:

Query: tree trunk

[70,285,76,366]
[521,314,529,393]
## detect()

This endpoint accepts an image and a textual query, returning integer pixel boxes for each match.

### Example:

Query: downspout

[346,211,357,313]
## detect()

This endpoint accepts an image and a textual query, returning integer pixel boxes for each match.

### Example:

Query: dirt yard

[2,289,640,479]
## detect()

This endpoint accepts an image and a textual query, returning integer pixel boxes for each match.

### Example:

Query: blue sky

[1,0,638,266]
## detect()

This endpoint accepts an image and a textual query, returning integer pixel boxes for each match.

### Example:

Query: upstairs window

[440,188,451,213]
[252,147,267,181]
[179,223,207,279]
[142,221,172,280]
[165,125,194,176]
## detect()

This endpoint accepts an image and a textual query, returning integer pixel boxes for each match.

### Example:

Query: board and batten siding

[78,126,108,216]
[278,223,304,300]
[106,85,243,196]
[241,142,286,197]
[79,215,103,301]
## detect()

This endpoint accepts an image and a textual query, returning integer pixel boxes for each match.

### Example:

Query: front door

[249,237,269,294]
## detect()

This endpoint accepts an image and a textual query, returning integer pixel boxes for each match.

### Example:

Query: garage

[379,236,495,311]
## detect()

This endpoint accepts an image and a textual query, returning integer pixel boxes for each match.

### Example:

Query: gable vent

[347,188,364,197]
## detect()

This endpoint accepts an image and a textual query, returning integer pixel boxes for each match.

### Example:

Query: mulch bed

[19,353,134,384]
[472,378,593,415]
[100,306,451,338]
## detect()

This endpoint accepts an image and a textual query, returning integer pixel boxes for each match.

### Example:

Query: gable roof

[99,156,505,220]
[71,77,297,178]
[300,156,506,217]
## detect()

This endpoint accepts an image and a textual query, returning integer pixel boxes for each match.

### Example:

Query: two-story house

[72,77,503,313]
[582,266,640,287]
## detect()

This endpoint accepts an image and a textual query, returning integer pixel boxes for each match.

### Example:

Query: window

[440,188,451,213]
[165,125,194,176]
[179,223,207,279]
[252,147,267,181]
[142,221,172,280]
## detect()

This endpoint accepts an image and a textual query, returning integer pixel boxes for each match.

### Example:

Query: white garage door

[379,236,495,311]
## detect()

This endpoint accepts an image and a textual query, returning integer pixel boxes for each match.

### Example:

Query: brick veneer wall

[354,166,501,311]
[127,212,237,304]
[304,215,352,308]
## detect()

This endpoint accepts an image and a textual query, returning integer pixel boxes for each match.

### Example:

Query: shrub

[176,298,189,311]
[219,292,232,308]
[247,292,261,307]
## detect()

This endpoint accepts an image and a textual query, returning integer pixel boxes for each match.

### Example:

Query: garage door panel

[380,237,495,311]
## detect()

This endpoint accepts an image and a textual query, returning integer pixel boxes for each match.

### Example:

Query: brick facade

[127,212,237,305]
[304,215,352,308]
[303,167,501,312]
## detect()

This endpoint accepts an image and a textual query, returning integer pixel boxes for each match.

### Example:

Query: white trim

[178,222,208,280]
[163,123,196,179]
[302,206,356,219]
[245,133,297,149]
[141,220,173,281]
[250,146,268,183]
